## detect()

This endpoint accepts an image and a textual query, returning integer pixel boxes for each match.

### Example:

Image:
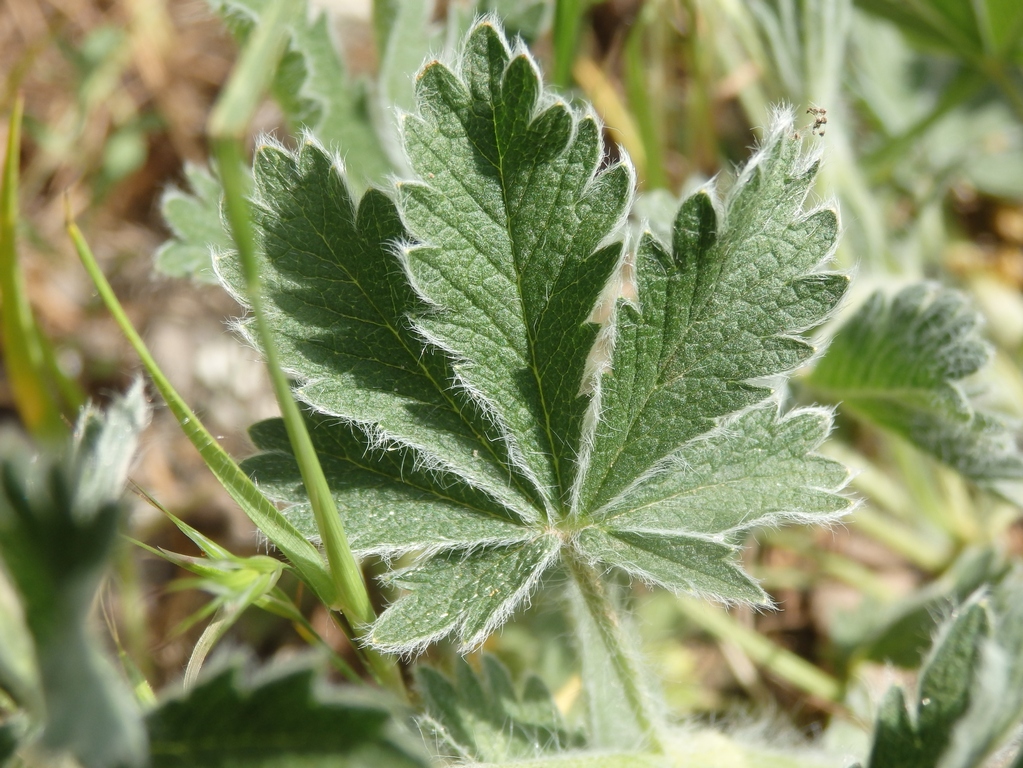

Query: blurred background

[2,0,1023,750]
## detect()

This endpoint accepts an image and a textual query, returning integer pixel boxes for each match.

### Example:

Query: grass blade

[206,0,404,696]
[66,213,339,611]
[1,95,79,440]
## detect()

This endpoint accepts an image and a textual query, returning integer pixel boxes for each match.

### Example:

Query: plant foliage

[147,656,430,768]
[415,655,581,762]
[0,383,149,768]
[809,284,1023,495]
[227,18,851,658]
[866,568,1023,768]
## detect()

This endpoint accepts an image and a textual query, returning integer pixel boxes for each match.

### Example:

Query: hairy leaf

[155,0,395,282]
[231,20,850,654]
[155,163,230,283]
[578,138,848,512]
[866,569,1023,768]
[808,284,1023,493]
[147,656,429,767]
[211,0,391,189]
[0,384,149,768]
[399,21,633,501]
[370,537,560,654]
[416,655,581,762]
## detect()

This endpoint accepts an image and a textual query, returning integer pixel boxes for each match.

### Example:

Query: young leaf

[938,568,1023,768]
[416,655,581,762]
[155,0,397,282]
[230,20,849,659]
[155,163,231,283]
[808,284,1023,495]
[147,656,429,767]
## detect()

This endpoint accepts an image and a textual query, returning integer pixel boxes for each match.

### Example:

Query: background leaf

[416,655,581,762]
[808,284,1023,495]
[154,163,231,283]
[0,384,149,768]
[147,656,429,767]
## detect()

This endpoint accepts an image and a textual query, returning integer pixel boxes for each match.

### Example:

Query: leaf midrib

[294,184,541,518]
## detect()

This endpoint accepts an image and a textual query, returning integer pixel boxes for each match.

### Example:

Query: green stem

[552,0,586,88]
[675,598,844,703]
[68,216,337,607]
[205,0,403,696]
[850,505,952,573]
[623,13,668,190]
[566,551,665,753]
[212,139,402,696]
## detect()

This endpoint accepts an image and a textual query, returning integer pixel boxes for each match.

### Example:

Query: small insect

[807,106,828,137]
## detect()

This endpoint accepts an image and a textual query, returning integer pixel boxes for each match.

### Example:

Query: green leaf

[576,528,766,604]
[230,20,849,659]
[854,0,1023,60]
[832,546,997,669]
[243,413,529,557]
[211,0,392,190]
[938,568,1023,768]
[370,537,560,654]
[147,656,430,767]
[416,655,581,762]
[866,569,1023,768]
[808,284,1023,493]
[155,163,231,283]
[221,137,538,521]
[399,21,633,502]
[578,135,848,513]
[0,384,149,768]
[589,406,849,535]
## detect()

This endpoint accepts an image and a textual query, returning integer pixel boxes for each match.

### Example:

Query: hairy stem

[565,550,665,753]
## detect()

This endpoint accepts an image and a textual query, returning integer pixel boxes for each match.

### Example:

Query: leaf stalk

[565,549,667,754]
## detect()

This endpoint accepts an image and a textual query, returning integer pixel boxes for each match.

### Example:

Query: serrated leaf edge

[367,534,561,657]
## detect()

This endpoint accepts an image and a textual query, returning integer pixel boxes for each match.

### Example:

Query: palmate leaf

[808,284,1023,494]
[231,19,850,655]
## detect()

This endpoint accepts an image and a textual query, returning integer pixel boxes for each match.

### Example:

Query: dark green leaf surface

[578,136,848,512]
[867,570,1023,768]
[591,407,849,535]
[809,284,1023,491]
[243,414,528,557]
[370,537,560,653]
[231,20,851,653]
[147,657,429,767]
[939,569,1023,768]
[576,528,766,603]
[399,22,632,502]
